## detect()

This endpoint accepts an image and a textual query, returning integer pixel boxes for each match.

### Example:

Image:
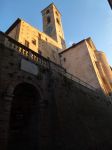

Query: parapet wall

[0,35,112,150]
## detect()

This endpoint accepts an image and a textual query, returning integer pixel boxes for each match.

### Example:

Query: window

[47,16,51,24]
[56,11,59,16]
[32,39,36,45]
[25,40,29,48]
[59,54,62,57]
[56,18,60,25]
[109,93,111,96]
[46,9,50,14]
[38,33,41,39]
[46,38,48,42]
[64,57,66,62]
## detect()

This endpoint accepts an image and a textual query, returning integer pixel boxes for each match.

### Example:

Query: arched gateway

[8,83,40,150]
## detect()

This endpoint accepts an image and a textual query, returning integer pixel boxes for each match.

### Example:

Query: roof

[59,37,95,55]
[59,39,86,55]
[5,18,21,34]
[41,3,61,16]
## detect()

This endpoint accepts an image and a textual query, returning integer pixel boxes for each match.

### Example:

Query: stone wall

[7,19,61,64]
[60,38,112,95]
[60,41,102,90]
[0,43,112,150]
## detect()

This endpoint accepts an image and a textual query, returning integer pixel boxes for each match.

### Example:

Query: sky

[0,0,112,65]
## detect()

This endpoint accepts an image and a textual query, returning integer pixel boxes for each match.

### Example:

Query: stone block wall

[0,43,112,150]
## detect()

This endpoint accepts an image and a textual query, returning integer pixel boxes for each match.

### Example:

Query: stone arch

[8,82,41,150]
[5,79,43,99]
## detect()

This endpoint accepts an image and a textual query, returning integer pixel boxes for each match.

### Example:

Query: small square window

[32,39,36,45]
[25,40,29,48]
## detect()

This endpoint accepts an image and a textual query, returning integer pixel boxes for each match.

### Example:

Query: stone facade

[60,38,112,95]
[1,3,112,150]
[5,3,112,95]
[1,32,112,150]
[5,3,66,64]
[41,3,66,50]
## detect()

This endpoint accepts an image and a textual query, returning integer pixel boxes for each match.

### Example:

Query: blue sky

[0,0,112,65]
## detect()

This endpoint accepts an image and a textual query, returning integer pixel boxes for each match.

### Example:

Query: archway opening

[8,83,40,150]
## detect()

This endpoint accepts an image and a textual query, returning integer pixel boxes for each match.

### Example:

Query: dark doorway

[8,83,40,150]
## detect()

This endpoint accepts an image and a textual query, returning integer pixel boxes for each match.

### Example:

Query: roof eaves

[59,39,85,54]
[5,18,21,34]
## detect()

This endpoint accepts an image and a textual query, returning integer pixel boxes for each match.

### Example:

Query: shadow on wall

[109,92,112,99]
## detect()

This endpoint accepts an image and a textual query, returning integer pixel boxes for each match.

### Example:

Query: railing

[0,31,99,93]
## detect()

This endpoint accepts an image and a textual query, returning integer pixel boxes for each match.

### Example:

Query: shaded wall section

[0,37,112,150]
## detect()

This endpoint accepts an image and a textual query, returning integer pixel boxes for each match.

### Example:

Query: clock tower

[41,3,66,50]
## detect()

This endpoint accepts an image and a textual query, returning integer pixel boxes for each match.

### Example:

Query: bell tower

[41,3,66,50]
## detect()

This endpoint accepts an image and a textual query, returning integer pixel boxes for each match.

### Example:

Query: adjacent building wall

[95,51,112,93]
[95,51,112,85]
[85,39,109,94]
[60,41,102,90]
[60,38,112,95]
[8,22,21,41]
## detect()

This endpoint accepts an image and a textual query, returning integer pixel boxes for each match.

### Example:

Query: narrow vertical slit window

[25,40,29,48]
[47,16,51,24]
